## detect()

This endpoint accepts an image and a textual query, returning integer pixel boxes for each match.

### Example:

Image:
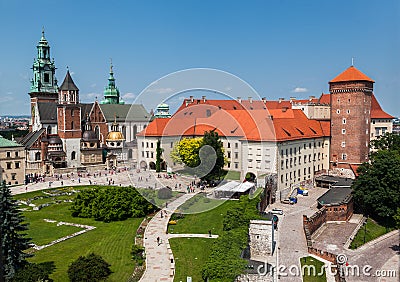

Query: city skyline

[0,0,398,116]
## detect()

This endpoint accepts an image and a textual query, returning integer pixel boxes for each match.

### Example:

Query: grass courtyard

[300,256,327,282]
[349,218,393,249]
[14,186,145,281]
[168,195,240,235]
[170,238,215,282]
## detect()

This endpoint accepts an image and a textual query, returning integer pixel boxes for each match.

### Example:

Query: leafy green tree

[155,139,163,172]
[0,180,32,281]
[171,137,203,167]
[68,253,111,282]
[352,133,400,223]
[394,208,400,229]
[202,130,226,180]
[12,262,55,282]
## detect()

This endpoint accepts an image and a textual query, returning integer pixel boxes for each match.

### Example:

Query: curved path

[139,192,204,282]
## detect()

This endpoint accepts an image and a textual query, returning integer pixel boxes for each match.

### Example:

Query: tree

[202,131,225,181]
[67,253,111,282]
[352,133,400,223]
[155,139,163,172]
[12,262,55,282]
[394,208,400,230]
[170,137,203,167]
[0,180,32,281]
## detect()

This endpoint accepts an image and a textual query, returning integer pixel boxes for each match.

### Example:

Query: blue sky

[0,0,399,116]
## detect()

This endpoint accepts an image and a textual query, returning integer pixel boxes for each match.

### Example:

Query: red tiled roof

[370,95,394,119]
[318,93,330,104]
[137,118,171,136]
[264,100,292,109]
[330,66,374,83]
[320,121,331,137]
[349,164,360,177]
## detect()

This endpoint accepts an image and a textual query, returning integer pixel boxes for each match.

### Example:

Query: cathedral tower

[57,70,82,167]
[100,62,124,105]
[29,29,59,130]
[329,66,374,169]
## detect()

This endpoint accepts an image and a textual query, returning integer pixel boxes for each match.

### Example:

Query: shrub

[67,253,111,282]
[157,187,172,199]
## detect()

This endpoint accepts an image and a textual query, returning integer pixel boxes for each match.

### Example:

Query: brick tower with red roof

[329,66,374,169]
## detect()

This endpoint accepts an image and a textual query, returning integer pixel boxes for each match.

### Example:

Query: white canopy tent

[214,181,256,199]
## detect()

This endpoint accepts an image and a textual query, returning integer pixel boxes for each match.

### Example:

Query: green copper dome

[100,62,124,105]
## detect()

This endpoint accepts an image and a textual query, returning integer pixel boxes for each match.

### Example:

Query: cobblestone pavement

[312,221,358,252]
[11,169,196,197]
[269,186,328,281]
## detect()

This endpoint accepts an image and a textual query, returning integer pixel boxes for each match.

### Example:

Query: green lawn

[177,194,229,214]
[350,218,392,249]
[168,198,240,235]
[223,170,241,180]
[15,186,144,281]
[300,256,327,282]
[170,238,215,282]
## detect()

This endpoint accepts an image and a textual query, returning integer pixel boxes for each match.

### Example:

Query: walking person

[157,236,160,246]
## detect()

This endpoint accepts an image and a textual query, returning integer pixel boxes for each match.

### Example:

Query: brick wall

[303,207,327,236]
[329,81,373,167]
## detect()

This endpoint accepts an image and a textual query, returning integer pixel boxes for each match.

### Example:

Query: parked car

[271,208,284,215]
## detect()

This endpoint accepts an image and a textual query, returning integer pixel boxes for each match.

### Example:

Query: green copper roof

[0,136,23,148]
[101,62,124,104]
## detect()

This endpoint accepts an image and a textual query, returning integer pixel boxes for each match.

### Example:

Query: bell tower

[29,28,58,130]
[57,69,82,168]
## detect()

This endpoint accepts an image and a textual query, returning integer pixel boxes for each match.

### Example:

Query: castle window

[71,121,74,129]
[6,162,11,169]
[15,162,20,169]
[44,73,49,83]
[342,129,346,134]
[71,109,74,116]
[342,153,347,160]
[15,151,18,157]
[71,151,76,160]
[336,109,340,114]
[11,173,16,180]
[341,141,346,148]
[35,152,41,161]
[6,151,11,158]
[227,142,231,148]
[47,125,51,135]
[347,109,350,114]
[342,118,346,124]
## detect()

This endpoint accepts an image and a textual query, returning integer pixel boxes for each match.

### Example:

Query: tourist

[157,236,160,246]
[208,230,212,237]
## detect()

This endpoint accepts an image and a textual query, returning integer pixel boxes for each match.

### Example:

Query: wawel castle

[3,31,393,201]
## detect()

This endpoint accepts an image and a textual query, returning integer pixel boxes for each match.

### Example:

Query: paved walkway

[168,233,219,239]
[140,192,200,282]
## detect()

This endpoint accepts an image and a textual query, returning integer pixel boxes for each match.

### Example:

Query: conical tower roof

[330,66,374,83]
[60,70,79,91]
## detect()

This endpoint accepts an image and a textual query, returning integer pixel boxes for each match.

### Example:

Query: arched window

[35,152,41,161]
[71,109,74,116]
[95,126,100,139]
[122,125,126,139]
[71,151,76,160]
[47,125,51,135]
[71,121,74,129]
[133,125,137,139]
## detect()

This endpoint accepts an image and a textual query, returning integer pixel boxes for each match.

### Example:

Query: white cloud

[292,87,308,93]
[146,87,174,94]
[90,83,97,88]
[122,92,136,100]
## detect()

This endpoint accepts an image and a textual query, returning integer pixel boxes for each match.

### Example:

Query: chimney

[261,97,266,103]
[309,95,316,101]
[185,100,189,107]
[237,97,242,103]
[190,96,194,102]
[202,95,206,103]
[278,98,284,103]
[268,115,274,120]
[290,97,296,102]
[248,97,253,104]
[282,106,288,112]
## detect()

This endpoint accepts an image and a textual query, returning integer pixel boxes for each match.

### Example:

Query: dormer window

[44,73,49,83]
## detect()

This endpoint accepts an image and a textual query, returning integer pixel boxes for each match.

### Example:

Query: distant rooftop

[315,175,353,187]
[0,136,24,148]
[317,187,353,206]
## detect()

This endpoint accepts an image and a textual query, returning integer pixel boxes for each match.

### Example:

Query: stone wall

[325,200,353,222]
[249,220,274,259]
